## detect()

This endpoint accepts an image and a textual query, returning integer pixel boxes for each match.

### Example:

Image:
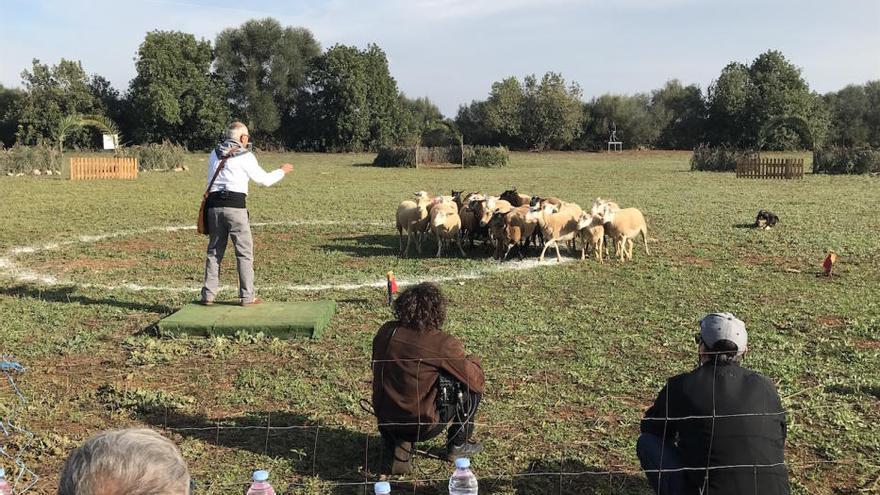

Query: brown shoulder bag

[197,151,236,235]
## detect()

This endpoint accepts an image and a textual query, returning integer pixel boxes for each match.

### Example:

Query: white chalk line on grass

[0,220,575,293]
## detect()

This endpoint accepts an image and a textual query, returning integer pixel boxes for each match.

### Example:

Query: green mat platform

[158,301,337,339]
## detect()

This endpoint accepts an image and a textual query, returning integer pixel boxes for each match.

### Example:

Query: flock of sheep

[395,188,649,263]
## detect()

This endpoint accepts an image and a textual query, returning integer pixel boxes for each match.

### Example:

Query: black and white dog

[754,209,779,229]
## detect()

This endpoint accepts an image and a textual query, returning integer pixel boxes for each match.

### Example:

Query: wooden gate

[70,157,138,180]
[735,157,804,179]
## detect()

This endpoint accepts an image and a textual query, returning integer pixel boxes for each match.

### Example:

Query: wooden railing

[735,157,804,179]
[70,157,138,180]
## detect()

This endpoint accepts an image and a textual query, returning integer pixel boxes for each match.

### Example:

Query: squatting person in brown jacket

[372,282,485,474]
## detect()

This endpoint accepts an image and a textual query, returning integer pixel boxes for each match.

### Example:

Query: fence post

[460,135,465,168]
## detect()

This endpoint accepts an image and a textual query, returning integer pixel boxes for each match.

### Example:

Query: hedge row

[119,141,188,171]
[813,147,880,174]
[689,144,756,172]
[373,145,509,168]
[0,143,61,175]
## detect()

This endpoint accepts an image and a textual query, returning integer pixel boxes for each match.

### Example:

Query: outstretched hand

[281,163,294,174]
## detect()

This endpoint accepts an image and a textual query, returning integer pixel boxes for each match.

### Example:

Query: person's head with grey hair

[226,121,250,146]
[58,428,190,495]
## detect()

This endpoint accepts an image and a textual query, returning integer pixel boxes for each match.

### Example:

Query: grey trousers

[201,207,255,303]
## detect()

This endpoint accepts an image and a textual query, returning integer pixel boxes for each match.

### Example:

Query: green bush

[0,143,62,175]
[465,145,509,167]
[122,140,188,171]
[373,147,416,167]
[813,147,880,174]
[690,144,756,171]
[372,145,508,168]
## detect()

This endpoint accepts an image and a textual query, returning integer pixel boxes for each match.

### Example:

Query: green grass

[1,151,878,494]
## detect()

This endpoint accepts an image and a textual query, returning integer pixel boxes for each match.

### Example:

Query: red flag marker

[822,251,837,277]
[386,271,398,305]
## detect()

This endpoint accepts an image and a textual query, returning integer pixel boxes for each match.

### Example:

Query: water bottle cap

[454,457,470,469]
[252,470,269,482]
[374,481,391,494]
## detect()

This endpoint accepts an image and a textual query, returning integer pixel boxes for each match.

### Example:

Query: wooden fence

[735,157,804,179]
[70,157,138,180]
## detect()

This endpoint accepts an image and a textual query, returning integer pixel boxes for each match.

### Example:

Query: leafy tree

[214,18,320,144]
[867,81,880,147]
[295,44,406,151]
[454,100,493,145]
[706,50,828,150]
[128,30,229,149]
[399,94,445,140]
[706,62,751,147]
[824,82,880,147]
[582,93,658,150]
[651,80,706,149]
[0,84,23,147]
[520,72,584,150]
[483,77,524,147]
[747,50,827,149]
[14,59,104,148]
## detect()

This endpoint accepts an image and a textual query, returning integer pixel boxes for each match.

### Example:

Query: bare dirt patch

[681,255,712,267]
[34,257,139,274]
[815,314,847,328]
[95,238,163,254]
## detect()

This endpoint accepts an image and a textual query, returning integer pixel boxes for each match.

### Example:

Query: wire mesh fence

[3,353,877,494]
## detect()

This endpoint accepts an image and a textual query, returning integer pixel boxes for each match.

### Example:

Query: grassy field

[1,151,878,494]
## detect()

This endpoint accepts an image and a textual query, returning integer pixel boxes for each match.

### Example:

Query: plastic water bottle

[245,470,275,495]
[0,468,11,495]
[374,480,391,494]
[448,458,478,495]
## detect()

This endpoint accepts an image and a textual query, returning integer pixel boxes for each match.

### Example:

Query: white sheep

[430,201,466,257]
[599,204,649,262]
[528,201,583,262]
[395,192,432,257]
[576,212,605,262]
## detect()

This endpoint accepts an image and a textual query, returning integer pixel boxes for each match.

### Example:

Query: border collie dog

[754,209,779,229]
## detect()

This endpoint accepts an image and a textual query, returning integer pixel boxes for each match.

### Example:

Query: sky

[1,0,878,116]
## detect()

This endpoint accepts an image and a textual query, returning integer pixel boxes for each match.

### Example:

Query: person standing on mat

[200,121,293,306]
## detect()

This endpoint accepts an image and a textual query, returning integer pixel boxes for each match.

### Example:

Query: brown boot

[391,441,413,475]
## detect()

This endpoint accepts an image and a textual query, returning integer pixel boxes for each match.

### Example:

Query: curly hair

[393,282,446,332]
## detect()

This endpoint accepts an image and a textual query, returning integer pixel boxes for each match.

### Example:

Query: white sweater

[207,150,284,195]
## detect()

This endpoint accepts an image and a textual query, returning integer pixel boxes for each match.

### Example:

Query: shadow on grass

[0,284,174,314]
[319,234,401,257]
[142,409,392,491]
[512,458,649,495]
[825,384,880,400]
[733,223,757,229]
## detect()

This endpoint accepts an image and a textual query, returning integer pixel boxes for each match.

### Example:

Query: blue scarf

[213,138,251,160]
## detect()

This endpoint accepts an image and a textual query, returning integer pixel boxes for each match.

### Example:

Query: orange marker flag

[386,271,398,305]
[822,251,837,277]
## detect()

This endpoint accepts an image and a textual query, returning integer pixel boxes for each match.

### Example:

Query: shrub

[690,144,756,171]
[373,147,415,167]
[0,143,62,175]
[373,145,508,168]
[813,147,880,174]
[465,146,509,167]
[122,140,188,171]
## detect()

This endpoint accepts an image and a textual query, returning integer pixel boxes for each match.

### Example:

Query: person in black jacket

[637,312,790,495]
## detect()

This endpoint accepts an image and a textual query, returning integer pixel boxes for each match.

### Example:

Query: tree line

[0,17,877,152]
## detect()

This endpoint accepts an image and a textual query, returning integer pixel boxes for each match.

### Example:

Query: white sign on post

[102,134,118,150]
